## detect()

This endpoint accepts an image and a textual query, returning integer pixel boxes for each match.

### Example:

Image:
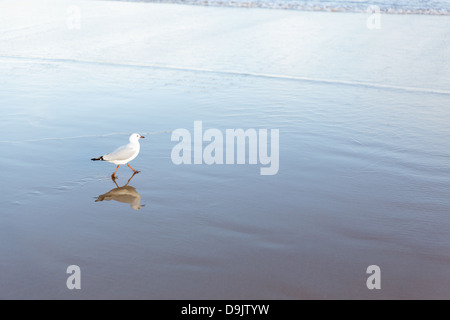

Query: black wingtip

[91,156,104,161]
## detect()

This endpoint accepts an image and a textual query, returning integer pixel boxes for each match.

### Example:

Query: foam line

[1,55,449,96]
[112,0,450,16]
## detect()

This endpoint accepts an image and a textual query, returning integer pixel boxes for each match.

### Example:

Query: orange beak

[140,136,145,139]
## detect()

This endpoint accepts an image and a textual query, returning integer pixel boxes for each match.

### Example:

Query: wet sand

[1,0,450,299]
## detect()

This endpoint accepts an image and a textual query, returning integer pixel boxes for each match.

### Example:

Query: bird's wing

[103,144,136,161]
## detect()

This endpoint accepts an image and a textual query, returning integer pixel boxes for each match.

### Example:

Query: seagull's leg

[112,165,120,179]
[127,163,140,174]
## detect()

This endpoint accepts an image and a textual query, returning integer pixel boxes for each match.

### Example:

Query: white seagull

[91,133,145,178]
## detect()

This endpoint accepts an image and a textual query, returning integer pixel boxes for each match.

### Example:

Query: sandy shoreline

[1,0,450,94]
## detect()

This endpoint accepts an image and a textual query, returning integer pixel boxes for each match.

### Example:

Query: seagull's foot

[133,170,141,174]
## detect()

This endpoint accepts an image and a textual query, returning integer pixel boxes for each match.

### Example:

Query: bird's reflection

[95,173,144,210]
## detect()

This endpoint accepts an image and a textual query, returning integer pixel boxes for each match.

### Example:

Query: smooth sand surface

[1,0,449,299]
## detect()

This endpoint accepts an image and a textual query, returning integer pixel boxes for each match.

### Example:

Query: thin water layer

[0,0,449,299]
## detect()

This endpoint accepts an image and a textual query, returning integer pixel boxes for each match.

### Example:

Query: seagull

[91,133,145,178]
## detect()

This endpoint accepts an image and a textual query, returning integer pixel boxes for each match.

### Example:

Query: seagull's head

[130,133,145,142]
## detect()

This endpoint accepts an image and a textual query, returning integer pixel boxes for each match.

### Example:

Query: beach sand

[0,0,449,299]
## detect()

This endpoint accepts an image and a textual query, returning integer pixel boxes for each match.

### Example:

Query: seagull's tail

[91,156,104,161]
